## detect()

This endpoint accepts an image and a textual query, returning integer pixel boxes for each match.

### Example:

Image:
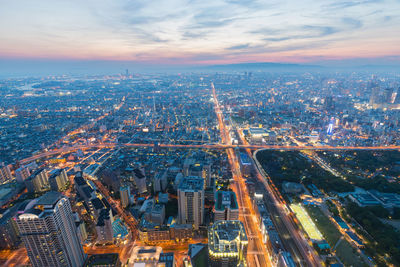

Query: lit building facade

[15,192,86,267]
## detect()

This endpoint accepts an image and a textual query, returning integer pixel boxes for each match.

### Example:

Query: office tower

[214,191,239,222]
[15,166,30,183]
[208,220,248,267]
[0,162,12,183]
[120,185,131,208]
[133,168,147,194]
[178,176,204,230]
[24,168,49,193]
[15,192,86,267]
[49,169,69,192]
[96,208,114,243]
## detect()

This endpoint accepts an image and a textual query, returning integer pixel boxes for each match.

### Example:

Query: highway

[8,84,400,267]
[211,82,272,267]
[19,142,400,164]
[236,123,323,266]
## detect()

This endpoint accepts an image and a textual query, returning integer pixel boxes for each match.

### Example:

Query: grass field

[304,205,368,267]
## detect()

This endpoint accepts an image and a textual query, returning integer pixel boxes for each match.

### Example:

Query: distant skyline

[1,0,400,75]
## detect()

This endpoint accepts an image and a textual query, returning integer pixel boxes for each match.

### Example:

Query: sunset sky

[1,0,400,70]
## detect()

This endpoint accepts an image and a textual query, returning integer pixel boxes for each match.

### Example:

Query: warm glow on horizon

[0,0,399,66]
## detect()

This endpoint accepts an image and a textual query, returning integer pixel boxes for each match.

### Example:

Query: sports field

[290,203,323,241]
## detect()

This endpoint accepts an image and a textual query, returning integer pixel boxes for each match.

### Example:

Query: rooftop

[178,176,204,192]
[35,191,63,206]
[208,220,248,254]
[84,253,119,267]
[215,191,238,211]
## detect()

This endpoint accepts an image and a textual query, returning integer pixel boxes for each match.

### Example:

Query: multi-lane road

[19,142,400,164]
[211,82,272,267]
[8,83,400,267]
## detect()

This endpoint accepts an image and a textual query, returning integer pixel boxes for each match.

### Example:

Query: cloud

[262,25,339,42]
[341,17,363,29]
[327,0,383,9]
[226,44,251,50]
[0,0,399,65]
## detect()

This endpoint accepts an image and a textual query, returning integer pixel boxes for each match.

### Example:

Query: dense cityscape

[0,71,399,267]
[1,0,400,266]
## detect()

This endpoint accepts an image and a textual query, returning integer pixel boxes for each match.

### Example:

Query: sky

[0,0,400,74]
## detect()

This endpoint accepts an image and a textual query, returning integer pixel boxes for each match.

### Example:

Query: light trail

[211,82,272,267]
[19,143,400,164]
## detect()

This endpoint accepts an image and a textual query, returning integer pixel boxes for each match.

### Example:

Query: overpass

[19,142,400,164]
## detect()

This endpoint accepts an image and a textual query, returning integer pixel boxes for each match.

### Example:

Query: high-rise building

[24,168,49,193]
[49,169,69,192]
[15,192,86,267]
[133,168,147,194]
[178,176,204,230]
[208,220,248,267]
[0,162,12,183]
[214,191,239,222]
[202,163,212,188]
[120,185,131,208]
[0,204,21,249]
[15,166,30,183]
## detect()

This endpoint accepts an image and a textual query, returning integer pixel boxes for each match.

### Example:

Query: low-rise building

[84,253,121,267]
[214,191,239,222]
[128,246,163,267]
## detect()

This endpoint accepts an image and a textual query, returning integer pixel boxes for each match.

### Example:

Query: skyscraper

[15,191,86,267]
[178,176,204,230]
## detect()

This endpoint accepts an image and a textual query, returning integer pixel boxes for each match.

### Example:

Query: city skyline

[1,1,400,266]
[0,0,399,72]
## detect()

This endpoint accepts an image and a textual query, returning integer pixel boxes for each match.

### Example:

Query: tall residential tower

[15,192,86,267]
[178,176,204,230]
